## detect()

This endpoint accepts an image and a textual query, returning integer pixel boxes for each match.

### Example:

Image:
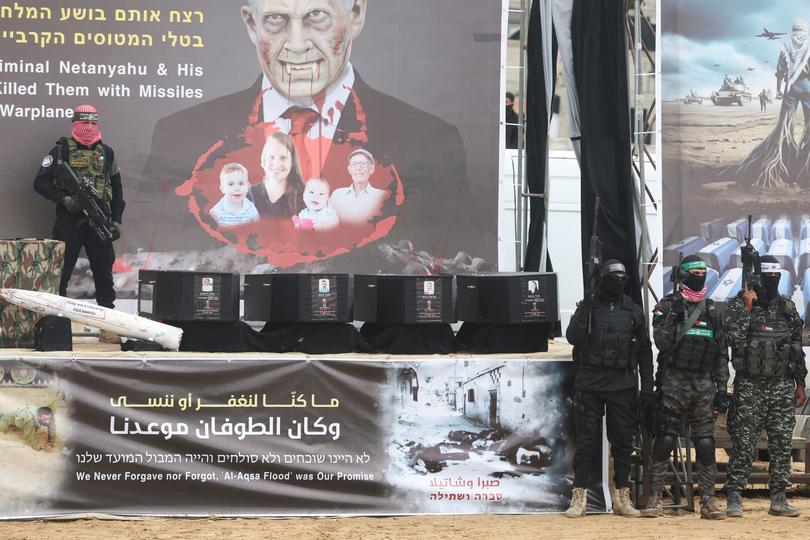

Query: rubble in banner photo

[385,361,569,512]
[399,428,554,475]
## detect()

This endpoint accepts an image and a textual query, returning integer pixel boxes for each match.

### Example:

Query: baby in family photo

[209,162,259,227]
[293,177,340,231]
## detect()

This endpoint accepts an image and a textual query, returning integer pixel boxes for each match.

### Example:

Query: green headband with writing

[680,260,707,271]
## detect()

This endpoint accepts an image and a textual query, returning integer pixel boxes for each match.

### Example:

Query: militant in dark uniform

[33,105,125,342]
[564,260,653,518]
[644,255,728,520]
[723,255,808,518]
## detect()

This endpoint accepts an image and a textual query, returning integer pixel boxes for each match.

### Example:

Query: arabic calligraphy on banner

[0,357,590,517]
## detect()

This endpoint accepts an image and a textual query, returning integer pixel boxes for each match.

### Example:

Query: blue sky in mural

[661,0,805,100]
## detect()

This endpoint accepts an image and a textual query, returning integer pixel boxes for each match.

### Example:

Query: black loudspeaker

[137,270,240,321]
[34,315,73,351]
[456,272,559,324]
[243,274,352,322]
[354,274,455,323]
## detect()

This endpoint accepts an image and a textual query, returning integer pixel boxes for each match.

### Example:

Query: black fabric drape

[359,323,455,354]
[455,322,550,353]
[173,321,359,354]
[524,0,557,272]
[572,0,641,306]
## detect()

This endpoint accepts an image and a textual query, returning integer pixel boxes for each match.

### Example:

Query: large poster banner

[0,358,597,517]
[0,1,501,295]
[661,2,810,322]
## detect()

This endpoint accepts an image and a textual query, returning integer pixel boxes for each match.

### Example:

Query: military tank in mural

[683,90,703,105]
[711,75,753,106]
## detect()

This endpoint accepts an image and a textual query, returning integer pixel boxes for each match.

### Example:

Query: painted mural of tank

[683,90,703,105]
[710,75,752,106]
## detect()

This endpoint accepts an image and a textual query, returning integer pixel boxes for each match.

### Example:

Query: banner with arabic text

[0,357,605,517]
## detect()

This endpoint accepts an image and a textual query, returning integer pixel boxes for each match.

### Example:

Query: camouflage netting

[0,240,64,348]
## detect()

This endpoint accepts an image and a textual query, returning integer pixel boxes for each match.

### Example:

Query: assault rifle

[664,251,690,349]
[670,251,685,293]
[587,198,602,332]
[56,157,112,242]
[740,214,762,292]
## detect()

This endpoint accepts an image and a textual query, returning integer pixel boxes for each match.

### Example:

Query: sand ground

[0,495,809,540]
[663,100,809,202]
[662,101,795,168]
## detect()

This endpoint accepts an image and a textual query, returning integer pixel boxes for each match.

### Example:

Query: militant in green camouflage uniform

[643,255,729,519]
[0,405,55,451]
[724,289,807,511]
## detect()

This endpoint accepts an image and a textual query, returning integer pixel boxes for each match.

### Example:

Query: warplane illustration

[756,28,786,40]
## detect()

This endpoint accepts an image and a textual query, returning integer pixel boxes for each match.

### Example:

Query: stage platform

[0,337,574,360]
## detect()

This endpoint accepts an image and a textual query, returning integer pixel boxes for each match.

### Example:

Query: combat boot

[726,491,743,518]
[565,487,587,518]
[699,496,725,520]
[611,487,641,517]
[98,329,121,344]
[641,495,663,517]
[768,492,800,517]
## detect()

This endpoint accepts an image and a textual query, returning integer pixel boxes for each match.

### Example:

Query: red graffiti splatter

[175,138,225,197]
[346,86,368,143]
[112,257,134,273]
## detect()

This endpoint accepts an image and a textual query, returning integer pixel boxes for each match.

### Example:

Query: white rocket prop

[0,288,183,351]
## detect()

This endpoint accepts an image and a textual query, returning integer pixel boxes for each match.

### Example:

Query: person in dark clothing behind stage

[33,104,125,343]
[564,259,653,518]
[505,92,519,149]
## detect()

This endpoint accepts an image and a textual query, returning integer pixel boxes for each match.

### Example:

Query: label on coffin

[193,276,222,320]
[139,284,154,315]
[311,276,338,321]
[416,278,442,322]
[521,278,547,322]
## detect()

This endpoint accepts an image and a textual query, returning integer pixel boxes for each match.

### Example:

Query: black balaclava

[760,255,782,302]
[599,259,627,299]
[680,254,707,292]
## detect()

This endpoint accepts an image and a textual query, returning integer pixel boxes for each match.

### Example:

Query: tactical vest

[583,298,640,369]
[56,138,112,202]
[732,301,801,377]
[669,301,723,372]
